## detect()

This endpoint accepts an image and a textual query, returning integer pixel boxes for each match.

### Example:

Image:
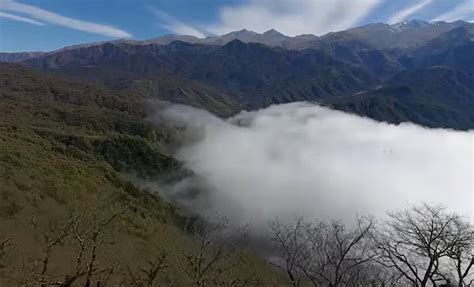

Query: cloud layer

[205,0,381,36]
[0,0,131,38]
[158,103,473,227]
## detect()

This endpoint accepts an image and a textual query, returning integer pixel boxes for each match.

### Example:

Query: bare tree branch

[376,204,472,287]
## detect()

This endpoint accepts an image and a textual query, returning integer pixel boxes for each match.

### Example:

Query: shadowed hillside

[14,21,474,129]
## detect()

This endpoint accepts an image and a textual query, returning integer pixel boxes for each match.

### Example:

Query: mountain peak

[410,19,430,25]
[228,29,259,36]
[391,19,431,31]
[263,29,285,37]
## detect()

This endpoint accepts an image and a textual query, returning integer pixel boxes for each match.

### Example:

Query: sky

[0,0,473,52]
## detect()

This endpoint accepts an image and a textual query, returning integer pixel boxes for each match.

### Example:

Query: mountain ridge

[2,19,474,129]
[1,20,470,59]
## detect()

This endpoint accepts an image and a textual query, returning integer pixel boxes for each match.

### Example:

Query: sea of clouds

[156,102,473,227]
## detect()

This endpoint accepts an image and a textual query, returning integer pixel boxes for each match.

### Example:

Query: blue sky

[1,0,473,52]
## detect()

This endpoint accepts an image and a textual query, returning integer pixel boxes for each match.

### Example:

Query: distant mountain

[141,34,202,45]
[140,28,318,49]
[0,51,44,62]
[327,67,474,129]
[205,29,262,45]
[24,40,376,111]
[201,29,316,49]
[403,24,474,68]
[1,20,469,62]
[261,29,287,42]
[320,20,469,50]
[3,20,474,129]
[3,20,469,79]
[131,20,471,51]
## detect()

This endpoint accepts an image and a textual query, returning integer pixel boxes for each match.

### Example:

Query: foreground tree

[126,248,169,287]
[66,205,124,287]
[445,216,474,287]
[27,214,72,286]
[178,216,251,286]
[269,216,377,287]
[268,217,312,287]
[0,235,12,280]
[377,204,473,286]
[0,236,11,261]
[23,198,126,286]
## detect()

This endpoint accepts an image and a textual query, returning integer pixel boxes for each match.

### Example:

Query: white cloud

[0,0,131,38]
[431,0,474,22]
[0,11,43,25]
[204,0,381,36]
[387,0,433,24]
[157,103,473,228]
[149,7,205,38]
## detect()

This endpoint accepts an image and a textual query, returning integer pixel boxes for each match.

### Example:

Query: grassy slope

[0,63,280,285]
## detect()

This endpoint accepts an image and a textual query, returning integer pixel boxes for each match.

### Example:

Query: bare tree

[445,215,474,287]
[82,207,124,287]
[0,235,12,279]
[126,249,169,287]
[355,263,404,287]
[377,204,472,287]
[304,216,377,287]
[178,216,249,286]
[23,199,127,287]
[0,235,11,263]
[27,214,72,286]
[61,206,124,287]
[268,216,377,287]
[268,217,314,287]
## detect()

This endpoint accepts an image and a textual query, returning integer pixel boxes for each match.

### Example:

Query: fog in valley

[155,102,473,227]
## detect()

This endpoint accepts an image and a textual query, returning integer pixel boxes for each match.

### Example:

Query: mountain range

[1,19,474,129]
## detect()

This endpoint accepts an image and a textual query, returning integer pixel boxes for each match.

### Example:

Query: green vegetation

[0,63,281,285]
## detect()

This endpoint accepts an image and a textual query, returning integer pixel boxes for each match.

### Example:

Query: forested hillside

[0,63,280,286]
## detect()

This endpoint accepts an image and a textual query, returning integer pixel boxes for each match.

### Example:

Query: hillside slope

[0,63,280,285]
[25,40,376,109]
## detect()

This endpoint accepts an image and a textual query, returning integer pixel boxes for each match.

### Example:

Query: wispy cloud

[431,0,474,22]
[0,0,131,38]
[204,0,381,36]
[149,7,205,38]
[387,0,433,24]
[0,11,43,25]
